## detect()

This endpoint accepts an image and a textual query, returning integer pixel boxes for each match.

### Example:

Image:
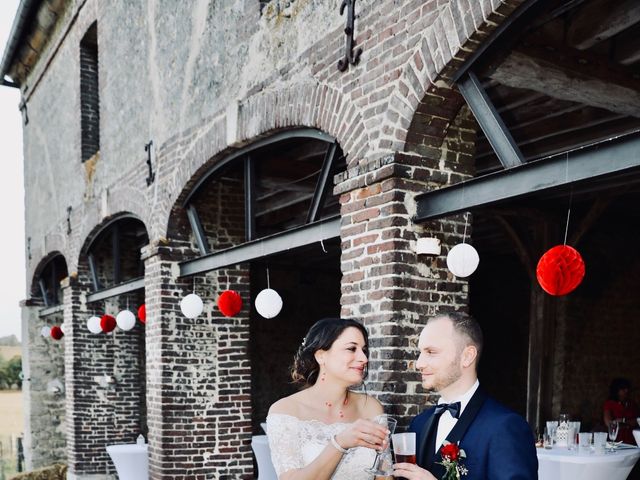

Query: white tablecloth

[537,446,640,480]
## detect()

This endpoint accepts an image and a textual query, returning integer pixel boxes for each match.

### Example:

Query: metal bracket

[145,141,155,186]
[66,206,72,234]
[337,0,362,72]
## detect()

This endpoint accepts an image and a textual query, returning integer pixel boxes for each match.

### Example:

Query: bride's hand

[334,419,389,450]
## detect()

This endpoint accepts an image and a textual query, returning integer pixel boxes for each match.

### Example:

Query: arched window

[183,129,345,260]
[85,216,149,294]
[32,254,68,307]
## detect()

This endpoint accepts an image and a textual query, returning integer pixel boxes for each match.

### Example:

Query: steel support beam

[38,278,50,308]
[307,142,337,223]
[86,277,145,303]
[458,71,525,168]
[186,204,209,255]
[39,305,64,317]
[415,135,640,222]
[88,253,100,291]
[180,217,340,277]
[244,155,255,242]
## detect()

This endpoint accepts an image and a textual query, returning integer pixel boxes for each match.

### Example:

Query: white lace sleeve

[267,414,304,476]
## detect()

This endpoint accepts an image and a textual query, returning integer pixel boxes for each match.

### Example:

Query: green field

[0,390,23,478]
[0,347,20,361]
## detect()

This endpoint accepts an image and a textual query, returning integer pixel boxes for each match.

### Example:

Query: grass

[0,390,23,479]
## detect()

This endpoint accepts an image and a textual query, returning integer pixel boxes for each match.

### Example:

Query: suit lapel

[417,409,437,467]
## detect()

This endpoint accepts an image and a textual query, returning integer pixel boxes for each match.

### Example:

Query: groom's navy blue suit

[409,388,538,480]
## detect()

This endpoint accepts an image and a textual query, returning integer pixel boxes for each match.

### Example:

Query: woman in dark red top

[603,378,640,445]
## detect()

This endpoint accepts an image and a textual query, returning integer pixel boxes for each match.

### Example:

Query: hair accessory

[301,336,307,347]
[330,435,349,454]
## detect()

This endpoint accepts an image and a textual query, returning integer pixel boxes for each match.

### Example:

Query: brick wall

[336,103,477,426]
[64,258,146,478]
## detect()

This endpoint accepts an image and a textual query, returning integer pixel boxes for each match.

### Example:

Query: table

[537,446,640,480]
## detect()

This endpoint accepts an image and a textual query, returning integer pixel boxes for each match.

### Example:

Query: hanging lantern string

[462,212,470,244]
[563,152,573,246]
[563,190,574,246]
[192,275,196,295]
[266,267,271,290]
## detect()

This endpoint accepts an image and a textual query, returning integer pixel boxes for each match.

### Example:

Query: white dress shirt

[434,379,480,452]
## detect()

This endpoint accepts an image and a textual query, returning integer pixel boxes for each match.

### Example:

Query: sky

[0,0,25,341]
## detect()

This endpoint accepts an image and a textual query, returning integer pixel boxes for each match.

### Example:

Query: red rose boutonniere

[438,441,468,480]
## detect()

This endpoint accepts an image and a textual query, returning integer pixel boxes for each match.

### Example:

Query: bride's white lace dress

[266,413,377,479]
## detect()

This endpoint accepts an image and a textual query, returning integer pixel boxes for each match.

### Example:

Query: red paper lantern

[536,245,585,296]
[138,304,146,324]
[50,326,64,340]
[100,314,117,333]
[217,290,243,317]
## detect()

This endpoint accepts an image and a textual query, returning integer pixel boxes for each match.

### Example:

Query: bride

[267,318,389,479]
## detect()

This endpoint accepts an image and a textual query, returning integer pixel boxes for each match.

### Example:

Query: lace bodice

[266,413,377,479]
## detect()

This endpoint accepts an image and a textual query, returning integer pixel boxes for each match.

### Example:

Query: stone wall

[21,302,66,471]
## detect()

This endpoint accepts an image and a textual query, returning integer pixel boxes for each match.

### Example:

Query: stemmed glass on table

[608,420,619,451]
[364,415,398,476]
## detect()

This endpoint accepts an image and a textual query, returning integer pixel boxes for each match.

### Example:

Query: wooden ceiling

[475,0,640,174]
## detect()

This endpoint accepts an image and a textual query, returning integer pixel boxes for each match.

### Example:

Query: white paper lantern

[116,310,136,331]
[255,288,283,319]
[446,243,480,278]
[41,326,51,337]
[87,316,103,334]
[180,293,204,319]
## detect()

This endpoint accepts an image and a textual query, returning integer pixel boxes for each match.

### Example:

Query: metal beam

[458,71,524,168]
[307,142,338,223]
[38,278,50,308]
[244,155,255,241]
[86,277,145,303]
[186,204,209,255]
[112,224,121,284]
[415,135,640,222]
[39,304,64,318]
[88,253,101,291]
[180,217,340,277]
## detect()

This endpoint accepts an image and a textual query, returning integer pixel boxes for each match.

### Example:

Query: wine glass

[608,420,619,451]
[364,415,397,476]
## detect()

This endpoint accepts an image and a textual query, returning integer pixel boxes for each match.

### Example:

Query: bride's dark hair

[291,317,369,386]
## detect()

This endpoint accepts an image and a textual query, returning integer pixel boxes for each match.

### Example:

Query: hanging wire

[320,238,327,253]
[563,152,573,246]
[462,212,470,244]
[266,267,271,289]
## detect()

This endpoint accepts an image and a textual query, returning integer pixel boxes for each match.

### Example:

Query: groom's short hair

[430,311,483,364]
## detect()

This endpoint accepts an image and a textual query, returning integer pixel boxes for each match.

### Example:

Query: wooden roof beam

[567,0,640,50]
[489,47,640,118]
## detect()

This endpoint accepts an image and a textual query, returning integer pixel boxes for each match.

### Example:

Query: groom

[393,312,538,479]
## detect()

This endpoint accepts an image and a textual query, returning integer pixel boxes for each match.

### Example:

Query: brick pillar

[64,268,146,479]
[144,243,253,479]
[337,100,477,426]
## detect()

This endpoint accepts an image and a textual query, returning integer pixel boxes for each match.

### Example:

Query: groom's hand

[392,463,437,479]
